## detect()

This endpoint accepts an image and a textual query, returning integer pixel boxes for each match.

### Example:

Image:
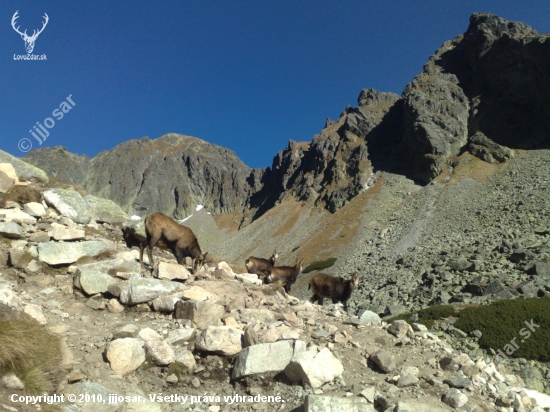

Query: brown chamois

[245,251,279,282]
[267,260,304,293]
[309,273,360,311]
[139,212,208,273]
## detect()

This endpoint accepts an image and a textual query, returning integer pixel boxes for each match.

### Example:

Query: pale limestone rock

[195,326,243,356]
[285,346,343,389]
[138,328,175,366]
[23,202,46,217]
[157,262,190,281]
[105,338,145,375]
[22,304,47,325]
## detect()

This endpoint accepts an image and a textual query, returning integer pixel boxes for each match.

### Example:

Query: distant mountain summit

[25,13,550,221]
[25,135,254,219]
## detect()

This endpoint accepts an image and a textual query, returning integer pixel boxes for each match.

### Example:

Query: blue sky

[1,1,549,169]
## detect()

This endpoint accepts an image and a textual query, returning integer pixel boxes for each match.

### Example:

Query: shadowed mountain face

[24,13,550,220]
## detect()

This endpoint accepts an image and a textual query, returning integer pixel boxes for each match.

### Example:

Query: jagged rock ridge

[24,13,550,218]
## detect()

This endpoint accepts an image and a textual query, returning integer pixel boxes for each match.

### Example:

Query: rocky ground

[0,157,550,412]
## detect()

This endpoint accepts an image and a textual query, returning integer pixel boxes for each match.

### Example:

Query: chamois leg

[147,233,162,275]
[139,239,149,269]
[175,248,185,265]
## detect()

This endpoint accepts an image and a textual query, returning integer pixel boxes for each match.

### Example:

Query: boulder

[0,152,48,182]
[112,324,139,340]
[232,340,305,379]
[43,188,91,224]
[84,195,130,224]
[443,388,468,408]
[370,350,397,373]
[195,326,243,356]
[359,310,381,324]
[387,320,410,338]
[119,277,180,305]
[212,261,235,280]
[305,395,374,412]
[74,270,118,295]
[67,381,121,412]
[166,328,196,347]
[0,209,36,224]
[151,292,185,313]
[0,171,15,193]
[23,202,46,217]
[38,240,111,265]
[0,163,19,182]
[78,258,141,275]
[138,328,175,366]
[157,262,190,281]
[22,304,47,325]
[285,346,343,388]
[105,338,145,375]
[174,300,225,329]
[181,286,220,302]
[174,349,196,370]
[0,222,25,239]
[395,398,452,412]
[240,308,276,325]
[49,227,86,241]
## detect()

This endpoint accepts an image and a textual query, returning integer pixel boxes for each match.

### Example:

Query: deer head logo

[11,11,49,54]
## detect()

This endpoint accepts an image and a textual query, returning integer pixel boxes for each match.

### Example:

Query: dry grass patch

[0,315,63,394]
[0,185,42,207]
[443,153,512,185]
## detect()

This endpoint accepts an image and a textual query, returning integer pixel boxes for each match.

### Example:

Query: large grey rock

[370,350,397,373]
[285,346,343,389]
[396,398,452,412]
[174,349,196,370]
[0,209,36,224]
[49,227,85,241]
[23,202,46,217]
[387,320,410,338]
[232,340,305,379]
[84,195,130,225]
[151,292,185,313]
[239,308,276,325]
[138,328,175,366]
[78,258,141,275]
[305,395,374,412]
[174,300,225,329]
[359,310,381,325]
[157,262,190,281]
[105,338,145,375]
[68,381,121,412]
[0,222,24,239]
[525,262,550,279]
[195,326,243,356]
[443,388,468,408]
[166,328,196,347]
[38,240,111,265]
[119,277,180,305]
[74,270,118,295]
[43,188,91,224]
[469,131,515,163]
[0,150,48,182]
[0,171,15,193]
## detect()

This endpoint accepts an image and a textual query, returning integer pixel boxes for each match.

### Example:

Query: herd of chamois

[135,212,360,310]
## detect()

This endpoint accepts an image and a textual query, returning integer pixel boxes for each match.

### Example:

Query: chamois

[267,260,304,293]
[245,251,279,282]
[309,273,360,311]
[139,212,208,273]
